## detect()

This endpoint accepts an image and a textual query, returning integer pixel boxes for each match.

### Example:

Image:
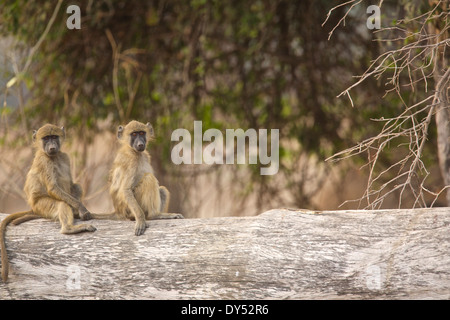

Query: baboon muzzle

[136,143,145,151]
[46,141,59,155]
[49,145,57,153]
[132,135,146,152]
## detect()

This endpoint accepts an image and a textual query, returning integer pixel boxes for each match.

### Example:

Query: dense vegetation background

[0,0,448,217]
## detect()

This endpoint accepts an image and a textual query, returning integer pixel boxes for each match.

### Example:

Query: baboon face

[32,125,65,156]
[130,131,147,152]
[117,121,154,152]
[42,135,61,156]
[118,121,154,152]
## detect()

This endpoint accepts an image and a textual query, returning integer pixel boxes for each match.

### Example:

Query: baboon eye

[132,132,137,137]
[139,132,145,136]
[43,136,50,141]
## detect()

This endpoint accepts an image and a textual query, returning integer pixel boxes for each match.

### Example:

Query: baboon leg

[33,197,58,220]
[71,183,83,200]
[134,174,161,219]
[151,213,184,219]
[133,176,183,220]
[151,187,183,220]
[153,186,183,219]
[159,186,170,213]
[57,202,96,234]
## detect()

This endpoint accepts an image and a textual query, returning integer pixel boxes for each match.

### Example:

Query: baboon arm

[123,188,146,222]
[41,171,82,209]
[47,185,82,209]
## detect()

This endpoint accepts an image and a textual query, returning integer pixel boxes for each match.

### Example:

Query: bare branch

[324,0,450,208]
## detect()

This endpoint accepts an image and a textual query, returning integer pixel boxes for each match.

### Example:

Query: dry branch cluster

[325,1,450,208]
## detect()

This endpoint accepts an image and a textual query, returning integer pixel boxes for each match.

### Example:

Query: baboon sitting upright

[1,124,96,282]
[92,120,183,236]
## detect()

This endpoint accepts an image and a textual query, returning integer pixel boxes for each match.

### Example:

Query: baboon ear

[60,126,65,139]
[32,130,37,142]
[117,125,124,139]
[146,122,154,137]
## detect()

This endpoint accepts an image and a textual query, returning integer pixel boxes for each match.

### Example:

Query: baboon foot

[61,224,97,234]
[154,213,184,219]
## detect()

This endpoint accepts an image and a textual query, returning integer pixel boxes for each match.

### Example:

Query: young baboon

[92,120,183,236]
[0,124,96,282]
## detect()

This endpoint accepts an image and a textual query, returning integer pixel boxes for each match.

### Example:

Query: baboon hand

[135,220,150,236]
[79,205,92,221]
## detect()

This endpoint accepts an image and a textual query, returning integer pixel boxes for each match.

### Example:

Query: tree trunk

[432,11,450,206]
[435,67,450,206]
[0,207,449,299]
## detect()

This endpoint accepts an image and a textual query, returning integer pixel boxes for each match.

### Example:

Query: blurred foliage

[0,0,442,211]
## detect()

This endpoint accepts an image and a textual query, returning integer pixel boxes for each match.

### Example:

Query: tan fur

[92,120,183,235]
[34,123,65,141]
[122,120,154,140]
[1,210,32,281]
[0,124,95,282]
[11,213,40,225]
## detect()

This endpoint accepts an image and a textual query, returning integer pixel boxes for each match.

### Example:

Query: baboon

[92,120,183,236]
[1,124,95,282]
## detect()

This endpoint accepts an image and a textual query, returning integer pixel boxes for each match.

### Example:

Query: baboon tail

[90,212,121,220]
[11,213,41,225]
[1,210,33,282]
